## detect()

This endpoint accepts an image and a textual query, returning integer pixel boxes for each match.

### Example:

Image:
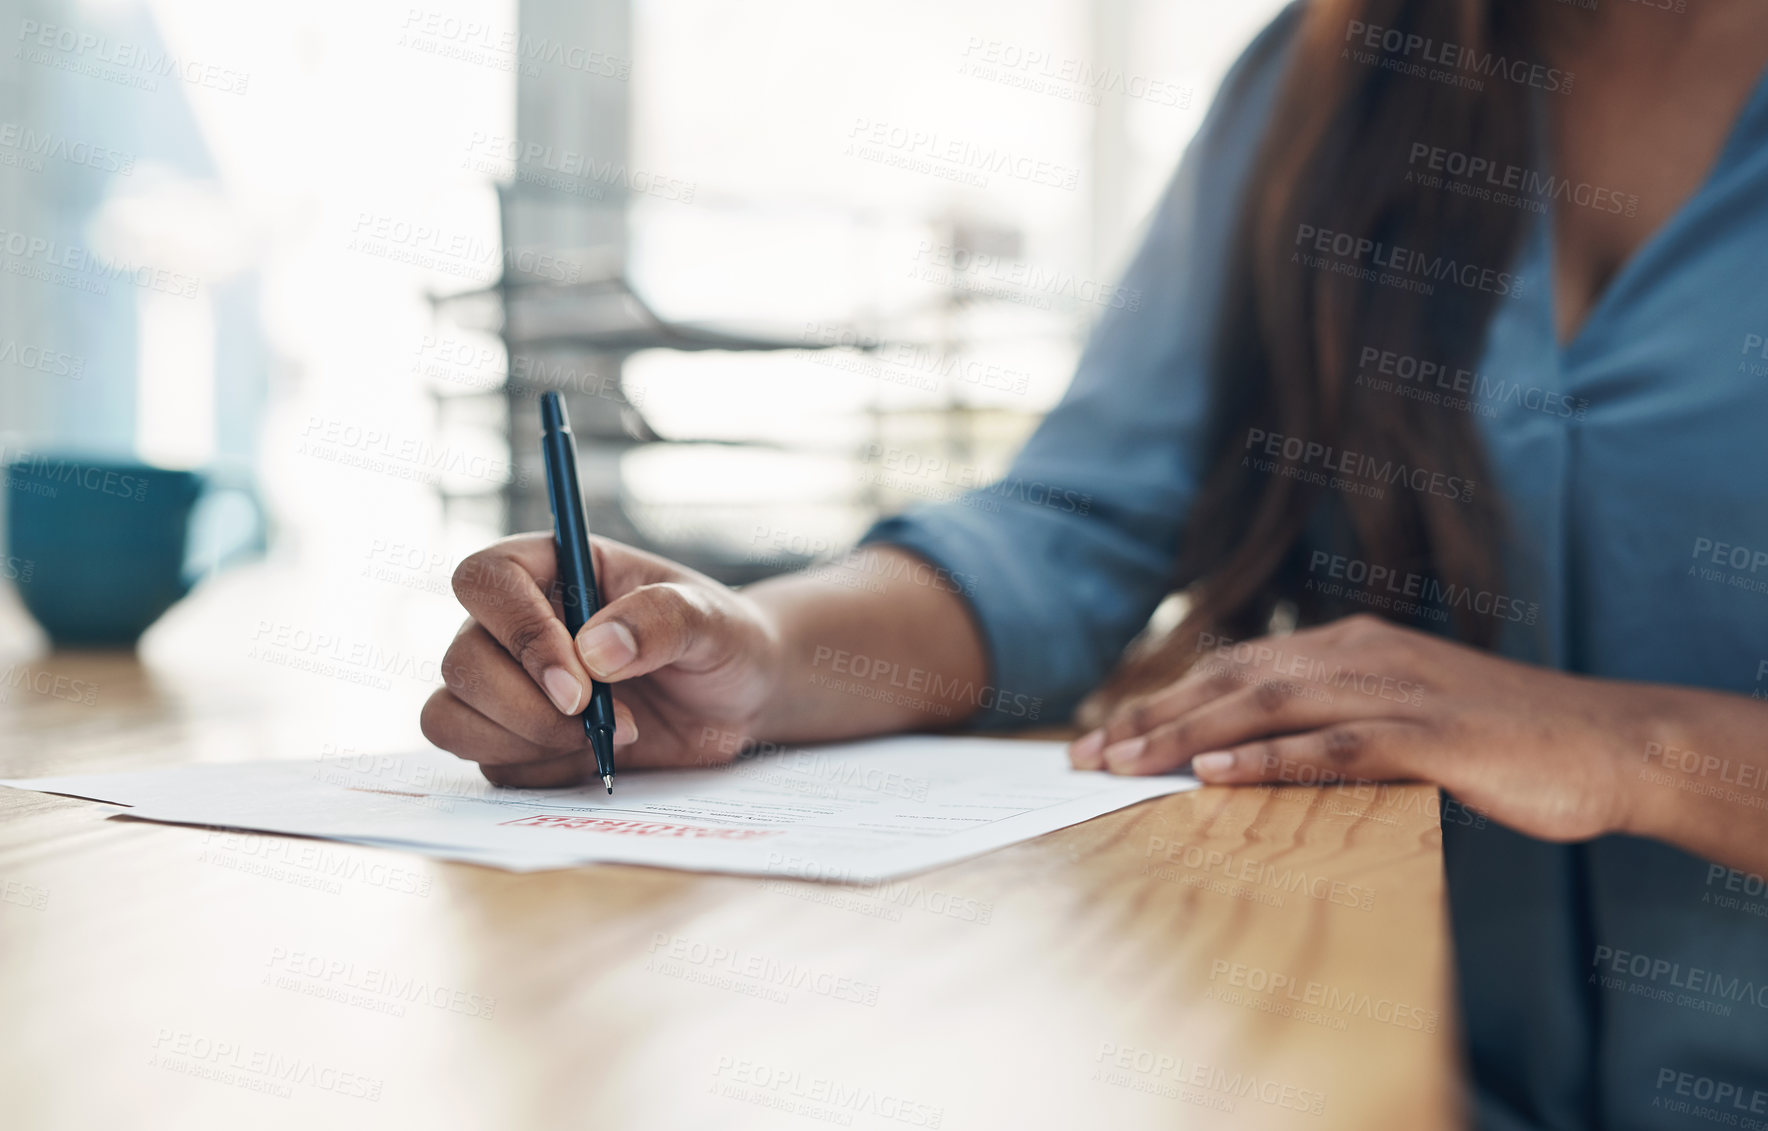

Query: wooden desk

[0,576,1463,1131]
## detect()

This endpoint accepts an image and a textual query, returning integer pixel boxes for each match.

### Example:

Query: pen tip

[603,774,614,795]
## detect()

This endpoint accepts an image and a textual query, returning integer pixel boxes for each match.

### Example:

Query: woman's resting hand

[1068,613,1648,843]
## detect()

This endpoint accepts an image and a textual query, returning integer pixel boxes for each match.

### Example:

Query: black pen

[539,391,618,794]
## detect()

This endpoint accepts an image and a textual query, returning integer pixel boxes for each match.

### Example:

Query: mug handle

[182,465,269,595]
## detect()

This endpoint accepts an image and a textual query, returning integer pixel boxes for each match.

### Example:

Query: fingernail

[1192,751,1236,779]
[578,621,637,679]
[1103,735,1147,771]
[613,715,638,745]
[541,666,582,714]
[1069,729,1105,767]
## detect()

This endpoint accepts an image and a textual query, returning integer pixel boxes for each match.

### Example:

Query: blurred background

[0,0,1285,753]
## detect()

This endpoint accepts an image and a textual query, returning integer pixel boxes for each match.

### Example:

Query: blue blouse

[863,6,1768,1129]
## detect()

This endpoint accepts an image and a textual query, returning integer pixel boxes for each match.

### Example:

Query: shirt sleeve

[858,5,1302,726]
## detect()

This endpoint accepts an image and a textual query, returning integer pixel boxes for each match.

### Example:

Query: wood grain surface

[0,574,1464,1131]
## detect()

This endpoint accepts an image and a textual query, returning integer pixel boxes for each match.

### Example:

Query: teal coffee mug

[6,455,265,647]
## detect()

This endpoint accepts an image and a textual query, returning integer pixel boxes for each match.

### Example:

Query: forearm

[743,547,990,743]
[1620,683,1768,876]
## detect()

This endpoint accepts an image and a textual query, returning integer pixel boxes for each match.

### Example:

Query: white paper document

[2,736,1201,882]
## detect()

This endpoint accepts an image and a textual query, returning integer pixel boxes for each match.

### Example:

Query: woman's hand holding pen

[420,533,782,788]
[1068,613,1658,845]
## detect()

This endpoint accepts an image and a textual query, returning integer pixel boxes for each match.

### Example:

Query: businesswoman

[422,1,1768,1126]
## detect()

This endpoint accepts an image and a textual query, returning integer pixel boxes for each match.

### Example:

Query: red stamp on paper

[498,814,781,839]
